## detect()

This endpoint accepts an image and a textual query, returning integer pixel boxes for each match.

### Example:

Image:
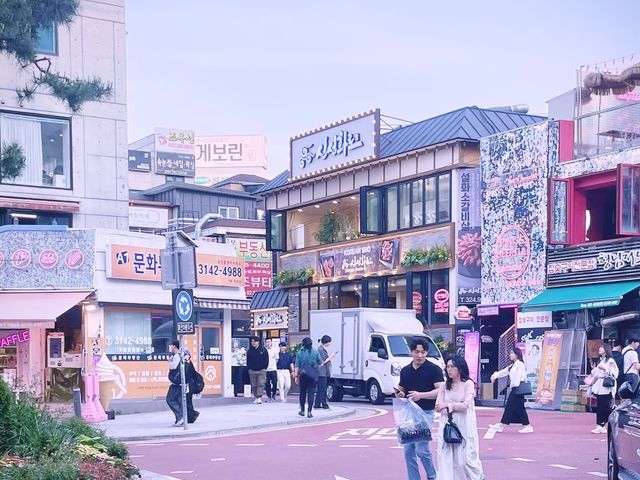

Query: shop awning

[249,289,289,311]
[196,298,250,310]
[520,281,640,313]
[0,291,92,328]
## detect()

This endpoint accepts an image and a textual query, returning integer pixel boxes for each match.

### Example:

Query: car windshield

[387,335,440,357]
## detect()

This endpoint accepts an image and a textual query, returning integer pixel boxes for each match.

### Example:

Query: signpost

[162,231,197,431]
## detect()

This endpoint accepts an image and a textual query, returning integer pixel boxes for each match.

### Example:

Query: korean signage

[457,168,481,305]
[226,238,272,297]
[128,150,151,172]
[290,110,380,180]
[107,245,245,287]
[195,135,268,186]
[129,206,169,230]
[173,289,195,335]
[464,332,480,386]
[154,127,195,177]
[433,289,450,314]
[535,330,563,406]
[0,229,94,289]
[481,121,558,305]
[317,237,399,280]
[252,308,288,331]
[547,237,640,286]
[517,311,552,330]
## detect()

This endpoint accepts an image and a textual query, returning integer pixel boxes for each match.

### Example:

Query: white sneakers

[518,425,534,434]
[488,423,533,433]
[488,423,503,432]
[591,426,607,434]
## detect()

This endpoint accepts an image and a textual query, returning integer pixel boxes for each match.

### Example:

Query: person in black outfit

[184,350,200,424]
[246,336,269,404]
[166,340,184,426]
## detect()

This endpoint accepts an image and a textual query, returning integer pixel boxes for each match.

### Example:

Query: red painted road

[128,406,607,480]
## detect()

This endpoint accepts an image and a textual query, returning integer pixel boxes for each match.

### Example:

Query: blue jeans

[403,409,436,480]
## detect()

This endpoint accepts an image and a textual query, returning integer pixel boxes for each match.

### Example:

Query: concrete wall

[0,0,129,230]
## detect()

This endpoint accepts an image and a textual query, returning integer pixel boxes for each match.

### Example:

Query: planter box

[402,260,451,272]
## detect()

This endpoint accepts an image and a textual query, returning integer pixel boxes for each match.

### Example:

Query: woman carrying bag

[294,337,322,418]
[489,347,533,434]
[589,344,619,434]
[435,355,485,480]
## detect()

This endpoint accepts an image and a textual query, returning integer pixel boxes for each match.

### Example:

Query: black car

[607,378,640,479]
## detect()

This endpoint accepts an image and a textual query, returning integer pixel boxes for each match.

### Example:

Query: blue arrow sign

[175,290,193,322]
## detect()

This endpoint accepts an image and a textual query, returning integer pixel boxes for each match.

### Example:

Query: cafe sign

[318,238,400,280]
[252,309,288,331]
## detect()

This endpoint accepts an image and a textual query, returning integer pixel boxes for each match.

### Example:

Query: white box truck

[309,308,443,405]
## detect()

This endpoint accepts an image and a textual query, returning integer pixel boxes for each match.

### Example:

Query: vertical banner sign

[535,330,564,405]
[464,332,481,390]
[457,168,482,305]
[226,238,272,297]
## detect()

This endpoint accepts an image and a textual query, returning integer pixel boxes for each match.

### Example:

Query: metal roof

[142,182,257,199]
[256,106,546,194]
[249,288,289,310]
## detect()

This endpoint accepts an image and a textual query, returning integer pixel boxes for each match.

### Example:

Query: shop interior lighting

[350,196,357,200]
[314,205,320,208]
[297,208,303,212]
[332,200,339,204]
[10,213,38,219]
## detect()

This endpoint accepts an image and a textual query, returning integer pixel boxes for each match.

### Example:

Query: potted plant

[273,268,315,286]
[401,246,451,269]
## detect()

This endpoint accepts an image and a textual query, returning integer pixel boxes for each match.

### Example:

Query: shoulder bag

[512,381,532,395]
[443,412,464,444]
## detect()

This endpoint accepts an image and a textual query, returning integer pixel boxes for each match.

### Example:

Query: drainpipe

[194,213,223,240]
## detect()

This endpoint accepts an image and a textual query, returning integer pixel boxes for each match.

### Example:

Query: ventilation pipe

[194,213,223,240]
[601,312,640,328]
[488,104,530,114]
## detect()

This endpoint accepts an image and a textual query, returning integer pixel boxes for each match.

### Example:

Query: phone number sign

[108,245,245,287]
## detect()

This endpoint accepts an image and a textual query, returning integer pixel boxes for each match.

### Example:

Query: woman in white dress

[435,355,485,480]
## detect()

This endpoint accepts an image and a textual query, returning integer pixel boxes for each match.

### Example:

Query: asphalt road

[128,401,607,480]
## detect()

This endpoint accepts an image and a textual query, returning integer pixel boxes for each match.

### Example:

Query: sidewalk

[98,399,356,442]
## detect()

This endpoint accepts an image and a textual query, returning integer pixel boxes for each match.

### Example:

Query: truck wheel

[368,380,385,405]
[327,382,343,402]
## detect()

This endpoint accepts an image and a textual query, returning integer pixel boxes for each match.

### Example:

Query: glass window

[329,283,340,309]
[202,327,221,359]
[105,310,154,355]
[386,275,406,309]
[361,187,383,233]
[319,285,329,309]
[618,164,640,235]
[0,113,71,188]
[399,182,411,229]
[411,179,424,227]
[430,269,450,324]
[388,335,440,358]
[385,186,398,232]
[34,22,57,55]
[425,177,437,224]
[438,173,451,223]
[366,278,382,307]
[309,286,319,312]
[218,206,240,219]
[267,211,285,251]
[411,273,425,325]
[550,179,570,243]
[369,336,386,353]
[340,281,361,308]
[300,288,310,331]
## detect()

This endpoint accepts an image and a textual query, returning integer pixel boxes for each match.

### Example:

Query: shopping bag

[392,397,432,445]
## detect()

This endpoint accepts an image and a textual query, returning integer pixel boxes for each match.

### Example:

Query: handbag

[512,381,532,395]
[301,363,319,382]
[168,368,181,385]
[602,376,615,388]
[443,412,464,444]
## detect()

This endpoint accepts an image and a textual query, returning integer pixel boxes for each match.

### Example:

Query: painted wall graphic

[457,168,482,305]
[480,121,558,305]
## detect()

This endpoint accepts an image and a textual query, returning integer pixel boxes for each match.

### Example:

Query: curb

[115,406,357,442]
[138,470,181,480]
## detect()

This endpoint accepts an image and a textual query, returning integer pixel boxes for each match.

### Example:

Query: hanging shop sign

[476,305,499,316]
[0,229,94,289]
[0,330,29,347]
[107,244,244,287]
[289,110,380,180]
[547,237,640,286]
[433,289,450,314]
[517,311,552,330]
[226,238,272,297]
[252,308,288,331]
[317,237,400,280]
[456,168,482,305]
[129,206,169,230]
[128,150,151,172]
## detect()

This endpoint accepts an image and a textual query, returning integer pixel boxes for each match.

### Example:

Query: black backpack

[192,371,205,394]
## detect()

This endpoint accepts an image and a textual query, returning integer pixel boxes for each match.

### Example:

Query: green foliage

[0,455,79,480]
[273,268,315,286]
[314,210,361,245]
[0,0,112,111]
[433,335,454,354]
[0,379,14,455]
[0,142,26,182]
[401,245,450,267]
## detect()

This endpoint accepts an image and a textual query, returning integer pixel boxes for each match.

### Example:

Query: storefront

[0,226,95,401]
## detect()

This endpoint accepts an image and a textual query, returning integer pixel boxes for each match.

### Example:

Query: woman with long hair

[489,347,533,433]
[589,344,619,433]
[435,355,484,480]
[294,337,322,418]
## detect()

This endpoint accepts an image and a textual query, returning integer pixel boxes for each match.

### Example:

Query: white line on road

[586,473,607,478]
[135,443,164,447]
[549,464,578,470]
[210,458,226,462]
[483,429,497,440]
[129,455,145,459]
[179,443,209,446]
[170,471,193,474]
[510,458,535,462]
[236,443,265,446]
[390,446,404,449]
[288,444,317,447]
[340,444,371,448]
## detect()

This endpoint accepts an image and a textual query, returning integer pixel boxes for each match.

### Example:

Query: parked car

[607,378,640,479]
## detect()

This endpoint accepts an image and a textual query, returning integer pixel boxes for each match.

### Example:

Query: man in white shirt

[166,340,184,425]
[264,338,279,402]
[622,337,640,386]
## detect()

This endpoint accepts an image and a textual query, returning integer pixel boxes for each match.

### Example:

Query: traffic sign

[173,288,195,335]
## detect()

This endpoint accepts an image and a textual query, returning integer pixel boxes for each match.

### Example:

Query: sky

[125,1,640,177]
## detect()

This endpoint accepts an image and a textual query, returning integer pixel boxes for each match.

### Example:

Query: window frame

[359,186,383,234]
[266,210,286,251]
[34,21,58,55]
[549,178,572,245]
[218,206,240,219]
[617,164,640,236]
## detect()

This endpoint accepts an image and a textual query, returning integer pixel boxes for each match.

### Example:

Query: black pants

[299,374,317,412]
[166,384,182,422]
[501,391,529,425]
[186,392,200,423]
[315,376,328,407]
[265,370,278,399]
[596,393,614,426]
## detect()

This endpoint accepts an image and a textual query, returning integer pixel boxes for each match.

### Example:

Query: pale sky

[125,1,639,177]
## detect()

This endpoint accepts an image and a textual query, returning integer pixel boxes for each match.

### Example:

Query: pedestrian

[247,335,269,404]
[621,338,640,388]
[489,347,533,433]
[589,344,619,434]
[315,335,337,410]
[612,341,624,399]
[395,337,445,480]
[265,338,279,402]
[166,340,184,426]
[276,342,294,402]
[183,350,200,424]
[435,355,484,480]
[294,337,322,418]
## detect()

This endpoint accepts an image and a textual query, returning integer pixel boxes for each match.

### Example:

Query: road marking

[135,443,164,447]
[129,455,144,458]
[170,471,194,474]
[483,429,497,440]
[340,444,371,448]
[211,458,226,462]
[288,444,317,447]
[511,458,535,462]
[549,464,578,470]
[390,446,404,449]
[179,443,209,446]
[236,443,264,446]
[586,473,607,478]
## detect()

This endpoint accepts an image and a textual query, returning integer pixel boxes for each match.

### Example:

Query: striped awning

[195,298,250,310]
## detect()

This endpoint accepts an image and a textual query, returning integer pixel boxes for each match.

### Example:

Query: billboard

[226,238,272,297]
[456,168,481,305]
[128,150,151,172]
[195,135,268,186]
[154,127,195,177]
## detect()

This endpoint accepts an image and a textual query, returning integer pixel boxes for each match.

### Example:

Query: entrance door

[200,324,223,395]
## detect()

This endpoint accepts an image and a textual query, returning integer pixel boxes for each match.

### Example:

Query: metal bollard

[72,387,82,417]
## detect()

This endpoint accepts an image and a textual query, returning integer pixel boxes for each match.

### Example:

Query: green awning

[521,281,640,312]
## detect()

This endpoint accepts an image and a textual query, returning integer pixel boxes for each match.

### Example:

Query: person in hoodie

[247,335,269,404]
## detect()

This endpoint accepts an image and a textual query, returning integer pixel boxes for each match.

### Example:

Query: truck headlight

[391,362,402,376]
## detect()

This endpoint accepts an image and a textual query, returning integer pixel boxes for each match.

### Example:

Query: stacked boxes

[560,389,586,412]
